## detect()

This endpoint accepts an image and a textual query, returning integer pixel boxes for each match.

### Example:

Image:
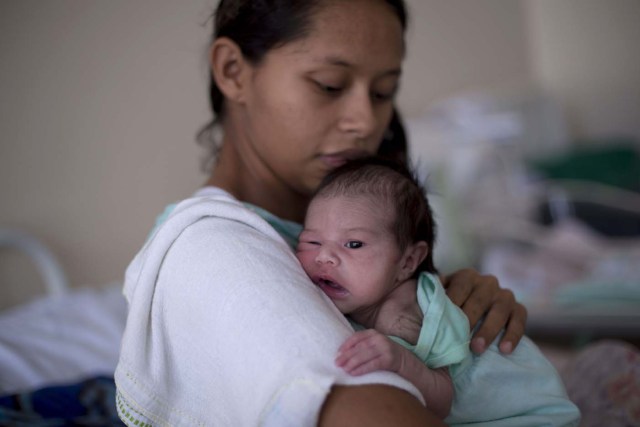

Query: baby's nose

[315,246,339,266]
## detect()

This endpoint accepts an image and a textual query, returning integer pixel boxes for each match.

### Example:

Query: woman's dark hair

[313,156,437,276]
[197,0,409,170]
[378,108,409,165]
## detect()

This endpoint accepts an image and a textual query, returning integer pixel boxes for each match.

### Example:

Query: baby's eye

[345,241,363,249]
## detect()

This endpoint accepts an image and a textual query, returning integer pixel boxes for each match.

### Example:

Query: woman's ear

[210,37,249,103]
[399,241,429,282]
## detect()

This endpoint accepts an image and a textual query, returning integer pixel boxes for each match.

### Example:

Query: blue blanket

[0,376,123,427]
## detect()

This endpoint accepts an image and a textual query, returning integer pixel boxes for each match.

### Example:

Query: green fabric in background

[528,139,640,192]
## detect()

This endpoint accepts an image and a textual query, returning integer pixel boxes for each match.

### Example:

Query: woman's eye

[345,241,363,249]
[372,88,397,102]
[372,92,393,102]
[315,81,343,95]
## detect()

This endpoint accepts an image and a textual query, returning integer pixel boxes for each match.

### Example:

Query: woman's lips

[320,149,369,168]
[321,155,349,168]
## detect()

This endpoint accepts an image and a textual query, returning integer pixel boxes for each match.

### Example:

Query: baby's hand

[336,329,409,376]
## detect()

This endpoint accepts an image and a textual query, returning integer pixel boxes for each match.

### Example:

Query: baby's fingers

[336,330,388,374]
[336,351,384,376]
[337,329,380,354]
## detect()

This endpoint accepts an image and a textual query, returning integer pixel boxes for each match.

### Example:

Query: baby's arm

[336,329,453,419]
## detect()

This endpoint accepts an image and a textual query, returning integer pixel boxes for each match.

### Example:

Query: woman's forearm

[319,384,447,427]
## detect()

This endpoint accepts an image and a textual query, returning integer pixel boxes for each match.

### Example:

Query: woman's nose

[315,246,339,266]
[338,89,376,139]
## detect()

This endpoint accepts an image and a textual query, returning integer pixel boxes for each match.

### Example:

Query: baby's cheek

[296,252,314,274]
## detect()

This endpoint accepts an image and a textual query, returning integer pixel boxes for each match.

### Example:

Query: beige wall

[401,0,531,116]
[0,0,213,306]
[1,0,638,306]
[526,0,640,141]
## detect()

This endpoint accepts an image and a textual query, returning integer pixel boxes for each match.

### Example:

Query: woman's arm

[442,269,528,354]
[320,385,447,427]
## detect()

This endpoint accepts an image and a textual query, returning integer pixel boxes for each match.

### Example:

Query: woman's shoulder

[124,186,294,301]
[155,187,282,247]
[146,186,238,239]
[191,185,235,200]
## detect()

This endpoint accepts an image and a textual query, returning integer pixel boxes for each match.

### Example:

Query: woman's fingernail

[471,337,486,354]
[500,341,513,354]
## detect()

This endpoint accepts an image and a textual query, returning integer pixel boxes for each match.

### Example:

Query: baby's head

[296,156,436,314]
[315,156,436,274]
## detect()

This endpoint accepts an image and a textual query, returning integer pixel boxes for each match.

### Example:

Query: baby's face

[296,194,405,315]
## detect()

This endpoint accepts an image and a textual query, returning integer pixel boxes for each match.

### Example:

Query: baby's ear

[399,241,429,281]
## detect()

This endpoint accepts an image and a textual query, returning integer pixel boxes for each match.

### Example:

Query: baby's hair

[314,156,437,275]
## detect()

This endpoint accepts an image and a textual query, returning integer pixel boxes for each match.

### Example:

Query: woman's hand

[442,269,527,355]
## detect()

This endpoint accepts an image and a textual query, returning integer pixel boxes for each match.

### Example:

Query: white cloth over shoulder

[115,188,421,427]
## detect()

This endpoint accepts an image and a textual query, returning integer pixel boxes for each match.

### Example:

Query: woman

[115,1,527,426]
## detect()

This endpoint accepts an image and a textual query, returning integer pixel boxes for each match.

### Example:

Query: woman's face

[235,0,405,196]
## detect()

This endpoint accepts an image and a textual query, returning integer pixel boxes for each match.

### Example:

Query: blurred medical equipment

[0,228,125,394]
[0,228,69,297]
[407,87,640,339]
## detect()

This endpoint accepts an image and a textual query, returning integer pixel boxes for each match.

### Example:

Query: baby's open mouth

[316,277,348,298]
[319,278,341,289]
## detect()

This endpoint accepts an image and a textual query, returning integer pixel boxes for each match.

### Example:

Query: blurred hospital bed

[406,88,640,425]
[407,89,640,344]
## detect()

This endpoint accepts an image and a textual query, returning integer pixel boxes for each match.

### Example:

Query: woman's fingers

[444,269,528,354]
[470,288,527,354]
[442,269,474,307]
[444,269,499,328]
[469,286,514,348]
[498,301,527,354]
